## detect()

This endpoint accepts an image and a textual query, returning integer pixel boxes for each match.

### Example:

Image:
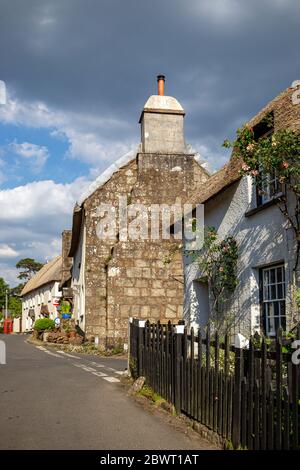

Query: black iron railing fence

[129,318,300,450]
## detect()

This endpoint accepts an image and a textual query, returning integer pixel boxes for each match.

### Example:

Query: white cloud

[9,141,49,170]
[25,238,62,263]
[188,0,297,27]
[0,176,91,285]
[0,262,20,286]
[63,127,136,166]
[188,0,247,25]
[0,94,135,167]
[0,177,90,222]
[0,80,6,105]
[188,138,231,172]
[0,158,5,185]
[0,244,19,258]
[0,91,138,284]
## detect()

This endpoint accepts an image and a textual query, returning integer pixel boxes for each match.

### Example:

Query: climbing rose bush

[223,125,300,269]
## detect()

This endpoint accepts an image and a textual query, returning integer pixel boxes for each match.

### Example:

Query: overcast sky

[0,0,299,285]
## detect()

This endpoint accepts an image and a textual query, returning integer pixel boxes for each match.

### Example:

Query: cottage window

[253,113,283,207]
[256,165,282,206]
[260,264,286,336]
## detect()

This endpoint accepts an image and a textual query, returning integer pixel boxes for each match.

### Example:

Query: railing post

[233,345,243,449]
[174,324,184,414]
[127,317,133,374]
[138,320,146,376]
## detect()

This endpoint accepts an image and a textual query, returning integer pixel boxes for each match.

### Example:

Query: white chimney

[139,75,186,154]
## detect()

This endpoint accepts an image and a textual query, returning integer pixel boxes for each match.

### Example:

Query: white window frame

[259,168,281,205]
[261,264,286,336]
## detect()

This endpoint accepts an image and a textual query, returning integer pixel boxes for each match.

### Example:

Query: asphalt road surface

[0,334,216,450]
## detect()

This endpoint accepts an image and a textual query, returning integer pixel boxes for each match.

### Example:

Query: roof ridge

[21,255,62,297]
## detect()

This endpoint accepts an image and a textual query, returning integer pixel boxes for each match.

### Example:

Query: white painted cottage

[183,85,300,338]
[21,256,62,331]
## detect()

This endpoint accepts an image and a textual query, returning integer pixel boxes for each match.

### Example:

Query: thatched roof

[190,84,300,205]
[189,156,242,205]
[21,256,62,297]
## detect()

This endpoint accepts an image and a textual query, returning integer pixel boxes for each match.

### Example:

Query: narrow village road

[0,335,216,450]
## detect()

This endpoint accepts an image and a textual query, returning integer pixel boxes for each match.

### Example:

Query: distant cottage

[21,256,62,331]
[68,76,209,346]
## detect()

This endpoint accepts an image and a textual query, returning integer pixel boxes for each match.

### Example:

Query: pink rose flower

[242,163,251,171]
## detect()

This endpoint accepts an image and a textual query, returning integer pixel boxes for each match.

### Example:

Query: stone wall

[82,154,208,345]
[61,230,73,287]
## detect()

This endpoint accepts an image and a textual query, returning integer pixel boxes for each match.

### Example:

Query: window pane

[274,316,280,334]
[263,269,269,284]
[280,315,286,331]
[261,264,286,336]
[270,268,276,284]
[263,284,268,300]
[274,301,280,316]
[267,309,275,336]
[258,167,280,205]
[277,267,282,283]
[270,284,276,300]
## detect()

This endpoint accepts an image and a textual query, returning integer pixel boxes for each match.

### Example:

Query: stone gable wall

[82,154,208,345]
[61,230,73,287]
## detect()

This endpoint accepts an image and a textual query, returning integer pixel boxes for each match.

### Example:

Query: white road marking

[36,345,61,358]
[103,376,120,383]
[89,361,125,376]
[92,371,108,377]
[73,364,97,372]
[36,347,122,385]
[57,351,80,359]
[36,346,80,360]
[65,353,81,359]
[43,350,62,358]
[82,366,97,372]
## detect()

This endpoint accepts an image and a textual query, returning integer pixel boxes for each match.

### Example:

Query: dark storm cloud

[1,0,300,167]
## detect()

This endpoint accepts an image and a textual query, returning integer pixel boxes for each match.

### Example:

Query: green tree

[223,126,300,269]
[0,277,9,312]
[10,283,25,296]
[8,296,22,317]
[0,278,22,319]
[16,258,44,281]
[194,227,238,334]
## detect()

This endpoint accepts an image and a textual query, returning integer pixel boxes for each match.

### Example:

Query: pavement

[0,334,217,450]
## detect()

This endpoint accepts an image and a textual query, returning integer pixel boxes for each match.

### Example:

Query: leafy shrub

[34,318,55,332]
[296,290,300,310]
[0,326,3,334]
